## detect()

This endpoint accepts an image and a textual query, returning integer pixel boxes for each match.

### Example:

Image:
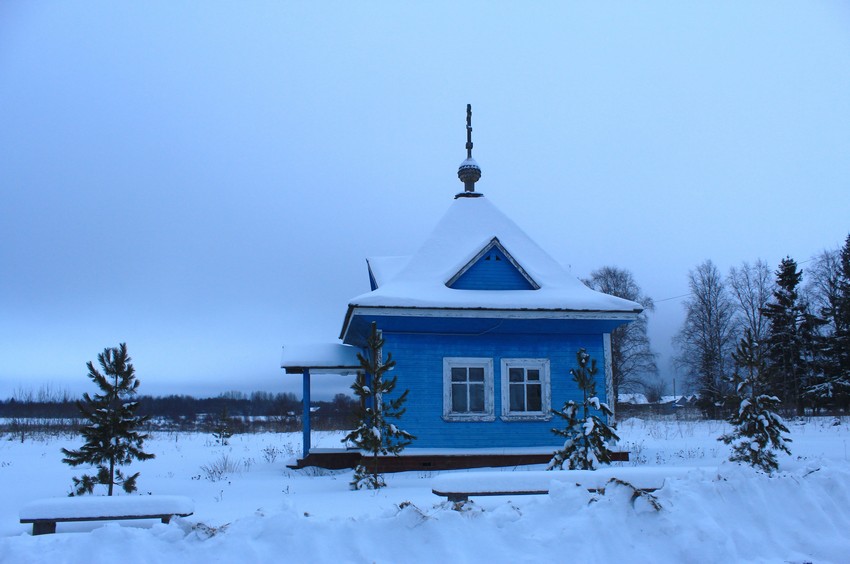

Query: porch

[280,343,362,458]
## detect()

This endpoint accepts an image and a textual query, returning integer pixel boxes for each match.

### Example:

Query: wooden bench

[19,495,194,535]
[432,467,709,503]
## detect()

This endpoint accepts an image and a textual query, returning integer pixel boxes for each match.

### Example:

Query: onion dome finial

[456,104,483,199]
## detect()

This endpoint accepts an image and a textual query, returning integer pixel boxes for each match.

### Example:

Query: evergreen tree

[762,257,808,414]
[719,331,791,473]
[62,343,154,495]
[810,235,850,408]
[834,236,850,368]
[548,349,619,470]
[342,323,414,489]
[798,305,829,410]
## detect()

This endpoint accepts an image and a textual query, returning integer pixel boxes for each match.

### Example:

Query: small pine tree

[548,349,619,470]
[62,343,154,495]
[342,323,414,489]
[719,330,792,474]
[212,405,233,446]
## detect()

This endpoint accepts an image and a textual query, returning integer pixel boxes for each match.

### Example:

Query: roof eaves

[345,304,643,319]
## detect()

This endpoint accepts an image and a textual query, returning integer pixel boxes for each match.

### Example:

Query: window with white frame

[443,357,494,421]
[500,358,550,420]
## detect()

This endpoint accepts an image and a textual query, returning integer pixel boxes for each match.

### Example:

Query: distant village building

[282,106,642,469]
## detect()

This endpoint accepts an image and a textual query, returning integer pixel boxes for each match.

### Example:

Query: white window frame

[443,357,495,422]
[500,358,551,421]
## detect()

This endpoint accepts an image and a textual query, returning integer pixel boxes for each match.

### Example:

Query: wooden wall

[383,331,606,449]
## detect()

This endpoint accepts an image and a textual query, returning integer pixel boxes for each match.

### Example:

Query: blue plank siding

[449,247,536,290]
[381,331,606,449]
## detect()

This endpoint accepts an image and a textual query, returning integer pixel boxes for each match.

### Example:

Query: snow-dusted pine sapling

[548,348,619,470]
[342,323,414,489]
[62,343,154,495]
[212,405,233,446]
[719,330,791,474]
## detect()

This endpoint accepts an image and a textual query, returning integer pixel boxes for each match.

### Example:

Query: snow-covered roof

[619,393,650,405]
[280,343,362,374]
[347,196,644,313]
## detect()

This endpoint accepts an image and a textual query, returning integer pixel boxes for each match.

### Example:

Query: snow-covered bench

[432,467,707,502]
[19,495,194,535]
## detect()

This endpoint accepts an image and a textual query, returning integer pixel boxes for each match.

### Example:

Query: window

[443,358,494,421]
[500,359,550,420]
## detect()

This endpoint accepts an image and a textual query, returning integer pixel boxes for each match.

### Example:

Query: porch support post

[603,332,614,422]
[302,368,311,456]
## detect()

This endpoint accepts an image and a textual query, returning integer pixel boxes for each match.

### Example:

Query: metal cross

[466,104,473,158]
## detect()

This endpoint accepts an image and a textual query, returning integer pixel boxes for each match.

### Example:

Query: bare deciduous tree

[584,266,658,401]
[674,260,737,415]
[804,249,842,331]
[728,259,773,344]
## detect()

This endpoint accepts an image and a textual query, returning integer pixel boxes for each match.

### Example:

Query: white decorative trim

[443,357,495,422]
[499,358,551,421]
[603,333,615,423]
[350,306,639,321]
[340,306,640,340]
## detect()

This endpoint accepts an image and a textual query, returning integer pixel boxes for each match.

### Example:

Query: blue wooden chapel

[282,106,642,467]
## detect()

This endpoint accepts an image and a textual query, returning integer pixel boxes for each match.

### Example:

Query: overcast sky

[2,2,849,400]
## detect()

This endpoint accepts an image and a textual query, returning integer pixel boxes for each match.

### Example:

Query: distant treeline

[0,390,359,434]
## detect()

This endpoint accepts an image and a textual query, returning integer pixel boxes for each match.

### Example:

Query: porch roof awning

[280,343,362,375]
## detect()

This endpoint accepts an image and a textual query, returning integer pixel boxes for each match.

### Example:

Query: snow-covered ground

[2,417,850,563]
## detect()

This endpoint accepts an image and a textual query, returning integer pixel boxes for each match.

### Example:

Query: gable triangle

[446,238,539,291]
